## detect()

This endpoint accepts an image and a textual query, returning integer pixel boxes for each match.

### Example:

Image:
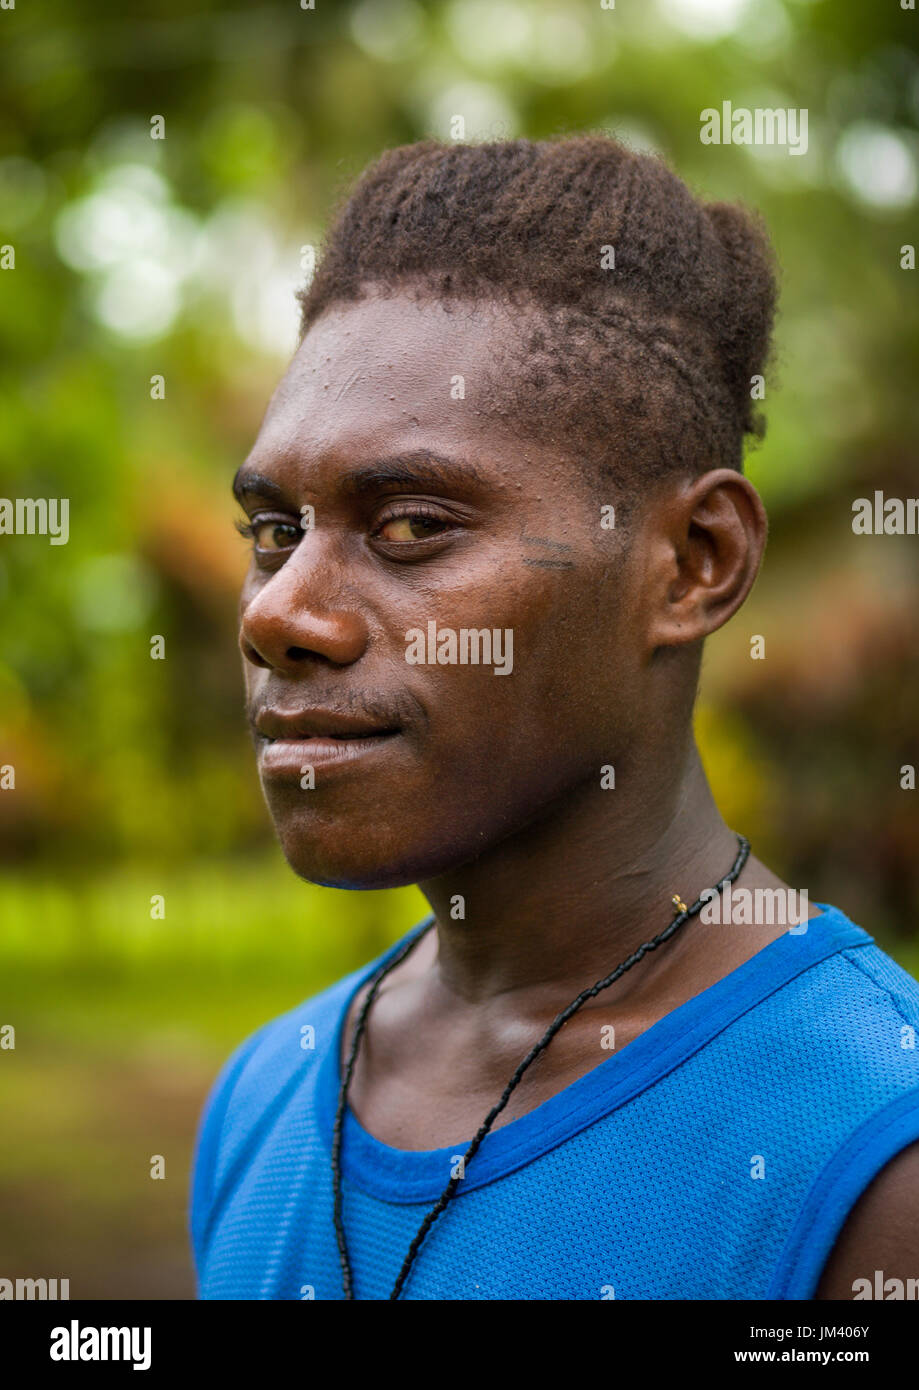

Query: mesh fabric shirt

[190,905,919,1300]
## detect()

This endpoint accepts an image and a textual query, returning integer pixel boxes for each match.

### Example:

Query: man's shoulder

[802,931,919,1300]
[771,908,919,1050]
[698,910,919,1153]
[751,912,919,1298]
[834,930,919,1020]
[812,922,919,1062]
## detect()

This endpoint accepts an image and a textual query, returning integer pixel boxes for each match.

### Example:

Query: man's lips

[253,708,404,777]
[254,707,403,742]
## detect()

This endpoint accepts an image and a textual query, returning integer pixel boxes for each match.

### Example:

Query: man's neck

[417,741,741,1007]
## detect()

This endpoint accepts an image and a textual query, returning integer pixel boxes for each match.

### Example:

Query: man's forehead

[274,293,516,407]
[255,291,526,458]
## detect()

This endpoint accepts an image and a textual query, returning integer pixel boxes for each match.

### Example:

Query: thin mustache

[246,691,421,737]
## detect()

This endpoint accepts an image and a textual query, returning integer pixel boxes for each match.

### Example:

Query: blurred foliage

[1,0,918,1297]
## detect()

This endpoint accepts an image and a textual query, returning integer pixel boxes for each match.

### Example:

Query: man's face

[236,290,657,888]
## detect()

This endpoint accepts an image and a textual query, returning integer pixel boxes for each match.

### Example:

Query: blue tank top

[190,904,919,1299]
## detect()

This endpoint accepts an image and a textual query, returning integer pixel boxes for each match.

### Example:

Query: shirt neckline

[315,904,871,1203]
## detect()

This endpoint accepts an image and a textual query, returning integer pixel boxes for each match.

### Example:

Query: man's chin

[282,852,430,893]
[272,817,432,891]
[274,814,502,891]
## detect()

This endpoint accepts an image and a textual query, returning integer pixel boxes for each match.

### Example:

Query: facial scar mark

[521,532,574,551]
[521,532,575,567]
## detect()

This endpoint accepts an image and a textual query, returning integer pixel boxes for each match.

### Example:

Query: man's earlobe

[646,469,767,652]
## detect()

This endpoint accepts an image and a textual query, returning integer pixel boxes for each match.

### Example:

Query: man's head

[235,135,775,889]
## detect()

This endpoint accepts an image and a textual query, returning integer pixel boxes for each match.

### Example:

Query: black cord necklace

[332,833,751,1300]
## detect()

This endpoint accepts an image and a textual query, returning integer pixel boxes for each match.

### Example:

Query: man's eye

[237,518,301,552]
[376,514,449,543]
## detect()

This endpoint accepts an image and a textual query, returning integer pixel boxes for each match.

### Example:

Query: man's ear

[644,469,767,652]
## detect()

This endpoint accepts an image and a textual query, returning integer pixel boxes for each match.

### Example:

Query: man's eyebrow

[339,453,488,498]
[233,453,488,505]
[232,469,288,505]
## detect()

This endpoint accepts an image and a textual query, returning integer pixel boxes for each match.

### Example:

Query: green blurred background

[1,0,918,1298]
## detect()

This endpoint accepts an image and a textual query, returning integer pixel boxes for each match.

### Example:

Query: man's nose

[238,543,369,673]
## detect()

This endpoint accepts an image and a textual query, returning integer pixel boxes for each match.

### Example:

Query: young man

[190,136,919,1300]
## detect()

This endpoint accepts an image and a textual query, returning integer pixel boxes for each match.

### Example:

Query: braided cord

[332,833,750,1300]
[331,920,433,1299]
